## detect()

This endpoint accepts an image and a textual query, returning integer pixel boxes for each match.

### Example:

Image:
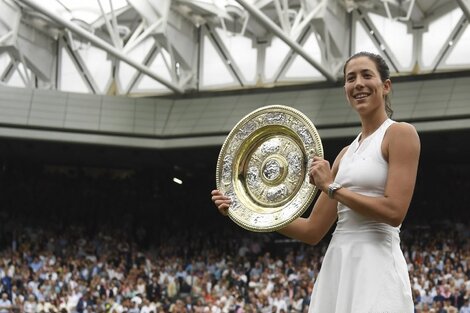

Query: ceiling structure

[0,0,470,193]
[0,0,469,97]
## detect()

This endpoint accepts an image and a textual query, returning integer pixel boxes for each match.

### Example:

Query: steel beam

[16,0,184,94]
[457,0,470,21]
[235,0,336,82]
[205,25,245,86]
[356,10,400,72]
[431,15,468,72]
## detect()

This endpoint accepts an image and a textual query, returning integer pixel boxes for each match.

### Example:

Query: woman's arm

[315,122,421,227]
[212,147,349,246]
[277,147,349,245]
[277,192,338,245]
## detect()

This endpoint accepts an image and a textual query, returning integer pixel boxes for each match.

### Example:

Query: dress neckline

[354,118,390,152]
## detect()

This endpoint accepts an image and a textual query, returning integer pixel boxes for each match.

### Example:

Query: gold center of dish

[237,130,305,210]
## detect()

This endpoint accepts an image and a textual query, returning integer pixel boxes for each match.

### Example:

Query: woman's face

[344,56,391,116]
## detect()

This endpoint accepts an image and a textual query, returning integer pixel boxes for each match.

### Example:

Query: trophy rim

[216,104,323,232]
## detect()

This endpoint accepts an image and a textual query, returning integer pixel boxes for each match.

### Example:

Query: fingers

[309,174,316,186]
[211,189,230,201]
[312,155,324,162]
[215,203,230,216]
[211,189,223,196]
[309,159,321,186]
[309,157,331,188]
[211,189,231,216]
[312,156,329,166]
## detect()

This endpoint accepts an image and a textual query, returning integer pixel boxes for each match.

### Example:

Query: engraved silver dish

[216,105,323,232]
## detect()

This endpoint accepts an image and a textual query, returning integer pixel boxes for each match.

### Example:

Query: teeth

[354,93,368,99]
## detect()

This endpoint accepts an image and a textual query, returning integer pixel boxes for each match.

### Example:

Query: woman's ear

[383,79,392,95]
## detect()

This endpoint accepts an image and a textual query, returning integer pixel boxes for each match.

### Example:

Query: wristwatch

[327,182,342,199]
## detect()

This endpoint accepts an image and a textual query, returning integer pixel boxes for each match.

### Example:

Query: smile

[353,93,370,99]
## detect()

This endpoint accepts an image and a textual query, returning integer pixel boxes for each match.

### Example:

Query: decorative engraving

[246,166,260,189]
[266,184,288,201]
[265,112,286,124]
[236,120,258,140]
[216,105,323,232]
[221,155,233,184]
[287,151,302,175]
[260,138,281,155]
[263,159,281,181]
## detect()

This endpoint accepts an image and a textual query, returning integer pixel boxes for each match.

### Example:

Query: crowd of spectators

[1,218,470,313]
[0,160,469,313]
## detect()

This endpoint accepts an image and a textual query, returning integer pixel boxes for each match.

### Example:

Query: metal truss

[0,0,468,96]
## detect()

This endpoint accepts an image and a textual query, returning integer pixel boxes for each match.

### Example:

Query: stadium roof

[0,0,469,97]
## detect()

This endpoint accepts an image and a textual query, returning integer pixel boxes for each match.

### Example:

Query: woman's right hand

[211,189,231,216]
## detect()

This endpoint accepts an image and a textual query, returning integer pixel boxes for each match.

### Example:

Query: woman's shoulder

[387,121,419,139]
[338,145,350,157]
[384,121,420,153]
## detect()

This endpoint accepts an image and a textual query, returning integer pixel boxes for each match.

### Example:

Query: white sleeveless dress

[308,119,414,313]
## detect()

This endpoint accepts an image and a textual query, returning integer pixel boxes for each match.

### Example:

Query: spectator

[23,295,36,313]
[460,298,470,313]
[0,292,12,313]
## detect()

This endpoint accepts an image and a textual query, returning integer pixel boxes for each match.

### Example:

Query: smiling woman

[212,51,421,312]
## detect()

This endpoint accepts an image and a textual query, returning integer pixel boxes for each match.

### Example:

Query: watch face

[329,183,339,190]
[328,183,341,198]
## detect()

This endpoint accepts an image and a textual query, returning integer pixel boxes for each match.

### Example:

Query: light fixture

[173,177,183,185]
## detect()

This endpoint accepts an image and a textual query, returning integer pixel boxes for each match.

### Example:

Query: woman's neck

[359,113,388,140]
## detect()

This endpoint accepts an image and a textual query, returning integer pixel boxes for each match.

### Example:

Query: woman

[212,51,421,312]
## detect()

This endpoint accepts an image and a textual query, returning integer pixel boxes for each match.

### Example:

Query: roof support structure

[234,0,336,82]
[457,0,470,22]
[355,9,400,72]
[16,0,184,94]
[124,45,160,93]
[0,0,467,97]
[0,57,15,82]
[431,15,468,72]
[61,33,100,93]
[205,25,246,86]
[272,26,312,82]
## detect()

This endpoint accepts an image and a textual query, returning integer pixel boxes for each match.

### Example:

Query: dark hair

[343,51,393,117]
